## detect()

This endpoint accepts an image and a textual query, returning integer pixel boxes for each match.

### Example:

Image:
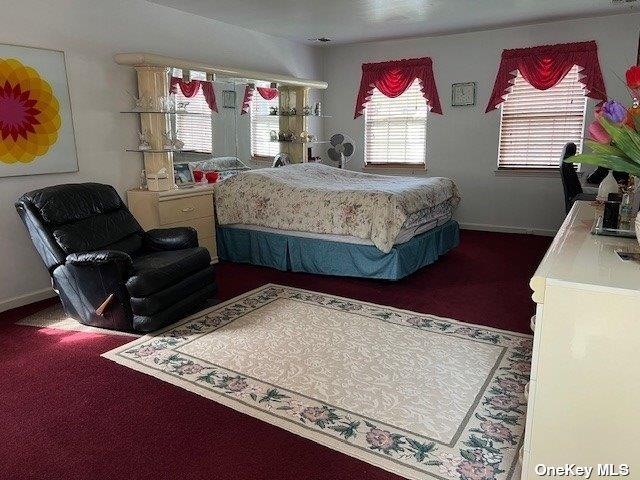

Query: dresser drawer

[159,194,213,225]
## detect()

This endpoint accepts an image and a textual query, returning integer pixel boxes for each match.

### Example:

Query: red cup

[205,171,220,183]
[192,170,204,182]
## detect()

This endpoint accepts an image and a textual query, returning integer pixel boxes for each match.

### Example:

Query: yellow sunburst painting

[0,44,77,177]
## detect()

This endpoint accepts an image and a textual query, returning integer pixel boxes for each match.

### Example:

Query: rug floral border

[102,284,531,480]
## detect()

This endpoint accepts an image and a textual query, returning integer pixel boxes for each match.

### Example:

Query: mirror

[173,72,325,173]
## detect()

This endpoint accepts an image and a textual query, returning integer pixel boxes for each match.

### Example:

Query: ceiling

[148,0,637,45]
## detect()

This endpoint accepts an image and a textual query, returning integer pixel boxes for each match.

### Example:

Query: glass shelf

[258,114,331,118]
[270,140,330,145]
[120,110,212,117]
[125,148,184,153]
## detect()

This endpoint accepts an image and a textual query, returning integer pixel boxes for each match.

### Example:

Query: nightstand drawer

[164,216,215,241]
[159,194,213,225]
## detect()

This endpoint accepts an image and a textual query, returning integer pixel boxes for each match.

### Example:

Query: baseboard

[459,222,556,237]
[0,287,56,313]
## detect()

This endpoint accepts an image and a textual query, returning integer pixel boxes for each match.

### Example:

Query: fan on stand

[327,133,355,169]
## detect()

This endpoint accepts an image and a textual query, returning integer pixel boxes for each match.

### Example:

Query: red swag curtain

[485,40,606,112]
[170,77,218,112]
[241,86,279,115]
[354,57,442,118]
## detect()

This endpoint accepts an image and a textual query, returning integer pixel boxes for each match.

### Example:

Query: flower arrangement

[568,65,640,176]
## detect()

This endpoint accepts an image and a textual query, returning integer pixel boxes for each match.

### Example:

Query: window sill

[363,163,427,173]
[494,168,585,178]
[494,168,558,178]
[251,155,274,162]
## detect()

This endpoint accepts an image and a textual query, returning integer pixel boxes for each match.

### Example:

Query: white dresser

[524,201,640,476]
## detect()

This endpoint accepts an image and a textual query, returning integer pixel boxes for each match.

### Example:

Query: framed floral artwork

[0,43,78,177]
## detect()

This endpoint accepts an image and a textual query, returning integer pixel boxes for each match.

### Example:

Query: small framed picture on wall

[451,82,476,107]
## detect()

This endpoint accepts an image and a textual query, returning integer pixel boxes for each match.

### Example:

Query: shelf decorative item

[568,64,640,245]
[162,131,184,151]
[138,130,151,151]
[451,82,476,107]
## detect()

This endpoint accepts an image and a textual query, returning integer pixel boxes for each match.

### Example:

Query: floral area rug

[102,284,530,480]
[17,304,136,337]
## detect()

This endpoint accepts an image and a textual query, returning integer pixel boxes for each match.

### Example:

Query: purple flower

[365,428,398,451]
[226,378,248,392]
[178,364,203,375]
[136,346,156,357]
[480,421,513,442]
[602,100,628,124]
[406,316,429,327]
[488,395,520,411]
[301,406,331,423]
[457,460,496,480]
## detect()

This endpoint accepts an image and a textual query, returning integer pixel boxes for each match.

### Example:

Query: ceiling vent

[611,0,637,3]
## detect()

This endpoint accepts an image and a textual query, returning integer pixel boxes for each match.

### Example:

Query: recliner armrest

[67,250,133,267]
[143,227,198,251]
[66,250,133,281]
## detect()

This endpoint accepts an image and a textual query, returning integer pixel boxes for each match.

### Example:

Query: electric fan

[327,134,355,168]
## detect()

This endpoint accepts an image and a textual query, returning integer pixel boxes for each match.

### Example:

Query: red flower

[626,65,640,90]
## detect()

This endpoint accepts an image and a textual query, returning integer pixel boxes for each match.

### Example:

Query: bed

[214,163,460,280]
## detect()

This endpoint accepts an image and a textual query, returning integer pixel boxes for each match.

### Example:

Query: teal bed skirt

[216,220,459,281]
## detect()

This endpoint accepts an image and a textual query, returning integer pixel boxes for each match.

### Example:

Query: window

[364,79,428,166]
[497,65,587,169]
[174,71,213,153]
[250,94,279,159]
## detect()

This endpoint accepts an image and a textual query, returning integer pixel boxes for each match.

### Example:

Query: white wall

[321,13,640,234]
[0,0,323,309]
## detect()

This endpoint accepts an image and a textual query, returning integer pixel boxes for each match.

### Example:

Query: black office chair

[16,183,217,332]
[560,142,597,214]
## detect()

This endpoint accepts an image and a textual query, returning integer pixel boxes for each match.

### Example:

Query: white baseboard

[459,222,556,237]
[0,287,56,314]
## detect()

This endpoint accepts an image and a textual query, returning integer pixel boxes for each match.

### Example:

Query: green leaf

[585,140,625,157]
[460,450,477,461]
[569,154,640,177]
[599,117,640,162]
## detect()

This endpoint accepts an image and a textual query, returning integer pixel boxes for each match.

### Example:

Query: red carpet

[0,230,550,480]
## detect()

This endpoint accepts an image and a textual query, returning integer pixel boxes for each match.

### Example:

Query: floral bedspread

[214,163,460,253]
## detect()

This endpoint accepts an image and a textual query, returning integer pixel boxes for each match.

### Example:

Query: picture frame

[0,43,78,178]
[451,82,476,107]
[222,90,236,109]
[173,162,195,186]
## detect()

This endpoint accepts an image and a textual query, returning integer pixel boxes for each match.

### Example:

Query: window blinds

[497,65,587,169]
[174,86,213,153]
[364,79,428,165]
[250,95,280,158]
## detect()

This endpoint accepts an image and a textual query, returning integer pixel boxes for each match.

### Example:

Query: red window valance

[240,86,279,115]
[170,77,218,112]
[354,57,442,118]
[485,40,606,113]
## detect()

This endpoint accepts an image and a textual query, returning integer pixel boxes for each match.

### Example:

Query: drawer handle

[181,206,195,213]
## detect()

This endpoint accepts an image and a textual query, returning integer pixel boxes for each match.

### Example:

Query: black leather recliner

[15,183,217,332]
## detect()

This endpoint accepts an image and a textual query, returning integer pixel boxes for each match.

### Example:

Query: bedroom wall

[0,0,323,310]
[321,13,640,235]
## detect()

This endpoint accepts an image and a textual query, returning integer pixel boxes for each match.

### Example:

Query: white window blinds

[497,65,587,169]
[250,94,280,158]
[174,86,213,153]
[364,79,428,165]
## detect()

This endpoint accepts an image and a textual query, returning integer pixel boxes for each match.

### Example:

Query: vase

[597,171,619,202]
